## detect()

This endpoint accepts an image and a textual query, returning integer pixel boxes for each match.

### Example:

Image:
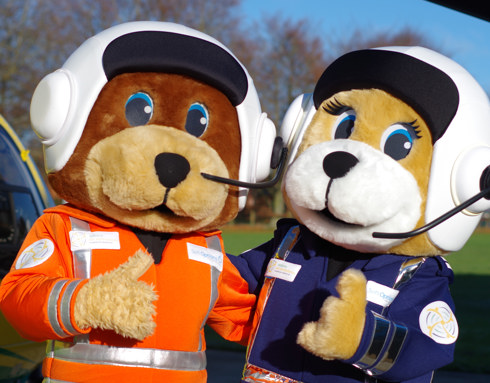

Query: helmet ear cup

[30,70,72,145]
[270,136,284,169]
[480,166,490,199]
[254,113,277,182]
[279,93,316,164]
[451,146,490,214]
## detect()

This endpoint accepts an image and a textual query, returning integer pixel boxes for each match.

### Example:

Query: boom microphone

[201,147,288,189]
[373,186,490,239]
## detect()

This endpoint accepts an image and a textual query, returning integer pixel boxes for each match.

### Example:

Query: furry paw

[297,268,367,360]
[74,250,157,340]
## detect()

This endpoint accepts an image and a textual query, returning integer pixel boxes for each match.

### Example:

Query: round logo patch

[15,239,55,269]
[419,300,458,344]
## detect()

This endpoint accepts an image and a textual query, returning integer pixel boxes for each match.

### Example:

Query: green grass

[444,232,490,274]
[209,228,490,373]
[443,232,490,373]
[221,228,274,256]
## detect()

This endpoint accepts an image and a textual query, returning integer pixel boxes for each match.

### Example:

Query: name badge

[265,258,302,282]
[366,280,399,307]
[187,243,223,271]
[70,231,120,251]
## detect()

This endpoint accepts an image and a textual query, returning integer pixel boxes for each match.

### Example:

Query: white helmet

[30,21,277,209]
[386,46,490,252]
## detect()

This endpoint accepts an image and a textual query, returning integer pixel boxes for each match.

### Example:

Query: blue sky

[241,0,490,93]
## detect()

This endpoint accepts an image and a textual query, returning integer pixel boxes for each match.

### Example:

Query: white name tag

[69,231,120,251]
[265,258,302,282]
[366,280,399,307]
[187,243,223,271]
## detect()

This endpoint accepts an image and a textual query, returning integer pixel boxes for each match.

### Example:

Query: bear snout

[154,152,191,189]
[323,151,359,180]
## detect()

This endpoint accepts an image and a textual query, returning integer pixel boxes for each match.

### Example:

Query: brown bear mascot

[230,46,490,382]
[0,21,282,383]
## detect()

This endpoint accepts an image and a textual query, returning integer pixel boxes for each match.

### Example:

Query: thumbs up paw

[297,268,367,360]
[74,250,157,340]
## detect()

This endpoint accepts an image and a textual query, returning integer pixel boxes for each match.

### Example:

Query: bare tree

[248,16,328,125]
[0,1,36,130]
[332,27,444,56]
[234,15,330,223]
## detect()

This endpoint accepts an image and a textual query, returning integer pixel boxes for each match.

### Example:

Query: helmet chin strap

[373,185,490,239]
[201,147,288,189]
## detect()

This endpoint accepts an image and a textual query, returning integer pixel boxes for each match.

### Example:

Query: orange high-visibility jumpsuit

[0,204,255,383]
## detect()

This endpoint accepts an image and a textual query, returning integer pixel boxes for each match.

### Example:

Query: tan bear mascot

[0,21,282,383]
[230,46,490,383]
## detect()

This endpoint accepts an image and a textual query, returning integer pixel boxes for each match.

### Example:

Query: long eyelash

[401,120,422,139]
[323,98,352,115]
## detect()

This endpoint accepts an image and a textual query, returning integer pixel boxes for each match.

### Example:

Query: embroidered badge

[419,300,458,344]
[15,239,55,269]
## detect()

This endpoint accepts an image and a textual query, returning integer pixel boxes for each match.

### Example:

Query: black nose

[154,153,191,188]
[323,151,359,179]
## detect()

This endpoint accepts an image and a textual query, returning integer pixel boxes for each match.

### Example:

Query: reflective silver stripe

[46,339,56,358]
[52,343,206,371]
[354,313,391,370]
[59,279,84,335]
[355,258,425,374]
[46,340,74,357]
[69,217,92,279]
[48,280,69,338]
[205,234,222,254]
[368,322,407,375]
[43,378,71,383]
[392,257,426,291]
[69,217,93,343]
[198,235,222,350]
[73,334,90,344]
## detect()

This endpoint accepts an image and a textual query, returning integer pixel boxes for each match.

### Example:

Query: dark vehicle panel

[0,114,53,383]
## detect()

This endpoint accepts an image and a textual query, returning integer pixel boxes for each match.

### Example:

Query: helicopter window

[0,187,38,277]
[0,129,42,277]
[0,130,31,188]
[0,188,37,242]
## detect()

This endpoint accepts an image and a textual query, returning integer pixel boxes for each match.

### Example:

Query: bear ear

[451,146,490,214]
[30,70,73,146]
[279,93,316,165]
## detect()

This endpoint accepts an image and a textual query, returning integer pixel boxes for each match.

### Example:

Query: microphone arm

[201,147,288,189]
[372,186,490,239]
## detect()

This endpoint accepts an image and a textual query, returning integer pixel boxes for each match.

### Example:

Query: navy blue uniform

[229,219,457,383]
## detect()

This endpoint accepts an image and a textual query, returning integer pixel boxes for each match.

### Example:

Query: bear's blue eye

[332,110,356,139]
[185,103,209,137]
[381,123,419,160]
[125,92,153,126]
